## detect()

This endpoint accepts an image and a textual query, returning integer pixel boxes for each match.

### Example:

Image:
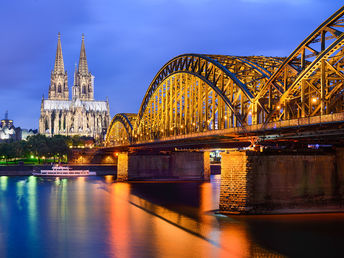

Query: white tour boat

[33,165,96,176]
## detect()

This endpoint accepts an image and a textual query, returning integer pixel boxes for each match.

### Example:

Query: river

[0,175,343,257]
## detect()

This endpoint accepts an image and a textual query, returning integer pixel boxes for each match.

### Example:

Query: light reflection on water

[0,175,343,257]
[0,176,7,191]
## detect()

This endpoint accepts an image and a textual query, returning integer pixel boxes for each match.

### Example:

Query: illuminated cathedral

[39,33,110,140]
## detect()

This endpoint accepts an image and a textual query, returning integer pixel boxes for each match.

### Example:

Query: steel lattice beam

[105,5,344,147]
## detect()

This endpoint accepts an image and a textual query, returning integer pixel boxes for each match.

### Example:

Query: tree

[26,134,50,163]
[48,135,69,162]
[0,143,16,164]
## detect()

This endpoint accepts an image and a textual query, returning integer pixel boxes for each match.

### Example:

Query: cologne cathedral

[39,33,110,140]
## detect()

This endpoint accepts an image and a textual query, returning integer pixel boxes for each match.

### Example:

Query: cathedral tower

[48,33,69,100]
[40,33,110,140]
[72,34,94,101]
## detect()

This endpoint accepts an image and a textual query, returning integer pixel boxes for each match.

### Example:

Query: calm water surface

[0,175,343,257]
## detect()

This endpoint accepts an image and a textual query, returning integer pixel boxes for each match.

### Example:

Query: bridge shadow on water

[126,176,344,258]
[241,213,344,258]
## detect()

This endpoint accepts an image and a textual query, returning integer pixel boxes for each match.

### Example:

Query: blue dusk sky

[0,0,343,129]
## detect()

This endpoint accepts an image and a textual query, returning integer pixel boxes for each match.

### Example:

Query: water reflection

[108,183,131,258]
[128,179,283,257]
[0,176,8,257]
[105,175,115,184]
[0,176,342,257]
[27,176,37,222]
[76,177,86,225]
[0,176,7,191]
[16,179,25,210]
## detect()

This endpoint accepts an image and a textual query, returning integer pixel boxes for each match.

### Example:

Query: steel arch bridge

[105,113,137,146]
[105,6,344,147]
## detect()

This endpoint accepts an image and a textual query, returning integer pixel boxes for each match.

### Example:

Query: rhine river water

[0,175,343,257]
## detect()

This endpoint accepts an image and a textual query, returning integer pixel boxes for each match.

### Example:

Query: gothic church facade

[39,33,110,140]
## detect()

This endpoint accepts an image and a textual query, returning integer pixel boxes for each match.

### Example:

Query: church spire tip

[54,32,65,73]
[78,33,88,74]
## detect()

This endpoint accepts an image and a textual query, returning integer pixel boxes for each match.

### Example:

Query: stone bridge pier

[117,151,210,181]
[220,149,344,214]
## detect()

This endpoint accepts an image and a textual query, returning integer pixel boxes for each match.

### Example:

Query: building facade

[39,33,110,140]
[0,111,37,141]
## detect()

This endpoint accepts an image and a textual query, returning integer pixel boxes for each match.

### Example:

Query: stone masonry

[117,152,129,181]
[220,151,251,213]
[117,151,210,181]
[220,150,344,214]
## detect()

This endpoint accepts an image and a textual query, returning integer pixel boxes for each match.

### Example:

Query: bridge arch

[105,113,137,146]
[256,5,344,123]
[133,54,282,142]
[105,6,344,147]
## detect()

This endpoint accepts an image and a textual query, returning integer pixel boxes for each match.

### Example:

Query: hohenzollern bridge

[105,6,344,150]
[76,6,344,214]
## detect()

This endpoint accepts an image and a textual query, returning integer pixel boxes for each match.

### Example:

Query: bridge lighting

[312,97,317,103]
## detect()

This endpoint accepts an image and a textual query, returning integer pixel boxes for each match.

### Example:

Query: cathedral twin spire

[78,34,88,75]
[54,32,65,73]
[49,33,94,101]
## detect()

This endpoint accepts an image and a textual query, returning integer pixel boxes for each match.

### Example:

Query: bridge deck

[103,112,344,150]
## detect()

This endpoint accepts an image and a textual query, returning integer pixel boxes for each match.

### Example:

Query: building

[0,111,37,141]
[0,111,16,141]
[20,129,37,141]
[39,33,110,140]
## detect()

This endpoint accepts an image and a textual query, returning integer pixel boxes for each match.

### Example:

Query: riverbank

[0,164,116,176]
[0,163,220,176]
[0,164,221,176]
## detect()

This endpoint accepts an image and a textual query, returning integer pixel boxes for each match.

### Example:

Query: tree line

[0,135,92,164]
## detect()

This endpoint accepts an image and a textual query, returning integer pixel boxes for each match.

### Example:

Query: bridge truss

[105,5,344,146]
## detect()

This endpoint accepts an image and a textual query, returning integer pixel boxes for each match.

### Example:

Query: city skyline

[0,0,342,129]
